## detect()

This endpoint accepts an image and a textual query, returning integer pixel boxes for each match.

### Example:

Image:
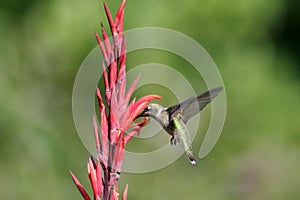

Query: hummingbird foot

[170,137,177,145]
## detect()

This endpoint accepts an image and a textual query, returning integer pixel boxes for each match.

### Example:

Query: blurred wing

[181,87,223,122]
[167,87,223,123]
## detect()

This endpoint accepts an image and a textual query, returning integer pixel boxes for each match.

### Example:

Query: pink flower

[70,1,161,199]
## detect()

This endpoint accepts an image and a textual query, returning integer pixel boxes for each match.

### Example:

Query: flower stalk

[70,1,161,199]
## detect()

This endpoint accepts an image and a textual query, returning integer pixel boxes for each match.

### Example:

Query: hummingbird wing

[166,87,223,123]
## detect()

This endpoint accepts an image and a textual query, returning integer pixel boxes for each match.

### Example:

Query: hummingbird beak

[134,107,150,120]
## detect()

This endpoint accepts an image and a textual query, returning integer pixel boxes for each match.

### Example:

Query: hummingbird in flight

[136,87,223,164]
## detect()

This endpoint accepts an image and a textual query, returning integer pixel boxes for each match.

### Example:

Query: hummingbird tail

[186,148,196,165]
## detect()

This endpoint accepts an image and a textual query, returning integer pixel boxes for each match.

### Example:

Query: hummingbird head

[135,103,165,119]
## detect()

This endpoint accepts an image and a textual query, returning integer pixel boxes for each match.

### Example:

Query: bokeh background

[1,0,299,199]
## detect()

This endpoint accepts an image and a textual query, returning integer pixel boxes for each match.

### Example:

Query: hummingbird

[135,87,223,164]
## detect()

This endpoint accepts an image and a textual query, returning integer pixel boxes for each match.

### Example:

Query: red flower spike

[70,171,91,200]
[72,1,162,200]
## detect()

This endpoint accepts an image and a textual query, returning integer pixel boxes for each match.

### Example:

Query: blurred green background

[1,0,300,199]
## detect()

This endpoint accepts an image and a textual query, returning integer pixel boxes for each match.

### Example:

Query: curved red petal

[70,171,91,200]
[130,95,162,119]
[122,184,129,200]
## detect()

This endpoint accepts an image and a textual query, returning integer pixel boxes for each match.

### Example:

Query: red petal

[130,95,162,119]
[95,32,108,65]
[112,189,119,200]
[110,87,119,128]
[124,125,140,144]
[112,131,124,171]
[122,95,161,130]
[96,87,109,168]
[101,23,113,62]
[115,0,126,27]
[93,115,101,153]
[110,61,117,90]
[88,158,99,197]
[96,88,108,137]
[70,171,91,200]
[96,160,103,196]
[104,2,116,35]
[122,184,129,200]
[123,117,149,144]
[117,8,125,33]
[102,62,110,96]
[117,68,126,106]
[118,35,126,80]
[118,108,130,131]
[124,74,141,105]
